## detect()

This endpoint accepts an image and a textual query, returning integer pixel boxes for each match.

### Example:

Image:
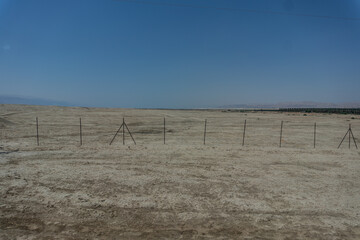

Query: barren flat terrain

[0,104,360,239]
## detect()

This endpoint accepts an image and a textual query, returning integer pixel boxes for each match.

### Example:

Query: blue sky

[0,0,360,108]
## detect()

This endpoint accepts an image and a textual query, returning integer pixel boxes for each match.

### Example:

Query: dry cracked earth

[1,104,360,239]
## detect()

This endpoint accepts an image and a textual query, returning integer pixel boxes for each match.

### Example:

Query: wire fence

[1,116,359,149]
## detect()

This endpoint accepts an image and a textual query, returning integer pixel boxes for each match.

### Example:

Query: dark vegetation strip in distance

[130,108,360,115]
[219,108,360,114]
[279,108,360,115]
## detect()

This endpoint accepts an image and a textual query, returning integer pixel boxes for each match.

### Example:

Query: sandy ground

[0,104,360,239]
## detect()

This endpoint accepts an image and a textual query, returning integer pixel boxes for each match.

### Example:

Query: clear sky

[1,0,360,108]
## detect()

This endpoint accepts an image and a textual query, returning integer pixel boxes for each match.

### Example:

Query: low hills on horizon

[0,95,72,107]
[0,95,360,109]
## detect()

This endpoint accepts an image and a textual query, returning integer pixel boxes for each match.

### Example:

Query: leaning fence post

[124,121,136,145]
[350,126,358,149]
[349,124,351,149]
[164,117,166,144]
[337,124,358,149]
[314,122,316,148]
[279,121,283,148]
[203,119,207,145]
[109,123,124,145]
[338,126,350,149]
[242,120,246,146]
[36,117,39,146]
[80,118,82,146]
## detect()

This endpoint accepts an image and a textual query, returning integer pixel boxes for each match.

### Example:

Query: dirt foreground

[1,104,360,239]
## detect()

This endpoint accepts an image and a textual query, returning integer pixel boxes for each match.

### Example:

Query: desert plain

[0,104,360,239]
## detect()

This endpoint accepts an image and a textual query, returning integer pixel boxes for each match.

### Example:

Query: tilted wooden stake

[338,124,358,149]
[109,123,124,145]
[110,118,136,146]
[124,121,136,145]
[349,128,358,149]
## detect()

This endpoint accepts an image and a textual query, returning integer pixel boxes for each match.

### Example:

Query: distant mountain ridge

[1,96,360,109]
[222,101,360,109]
[0,95,72,107]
